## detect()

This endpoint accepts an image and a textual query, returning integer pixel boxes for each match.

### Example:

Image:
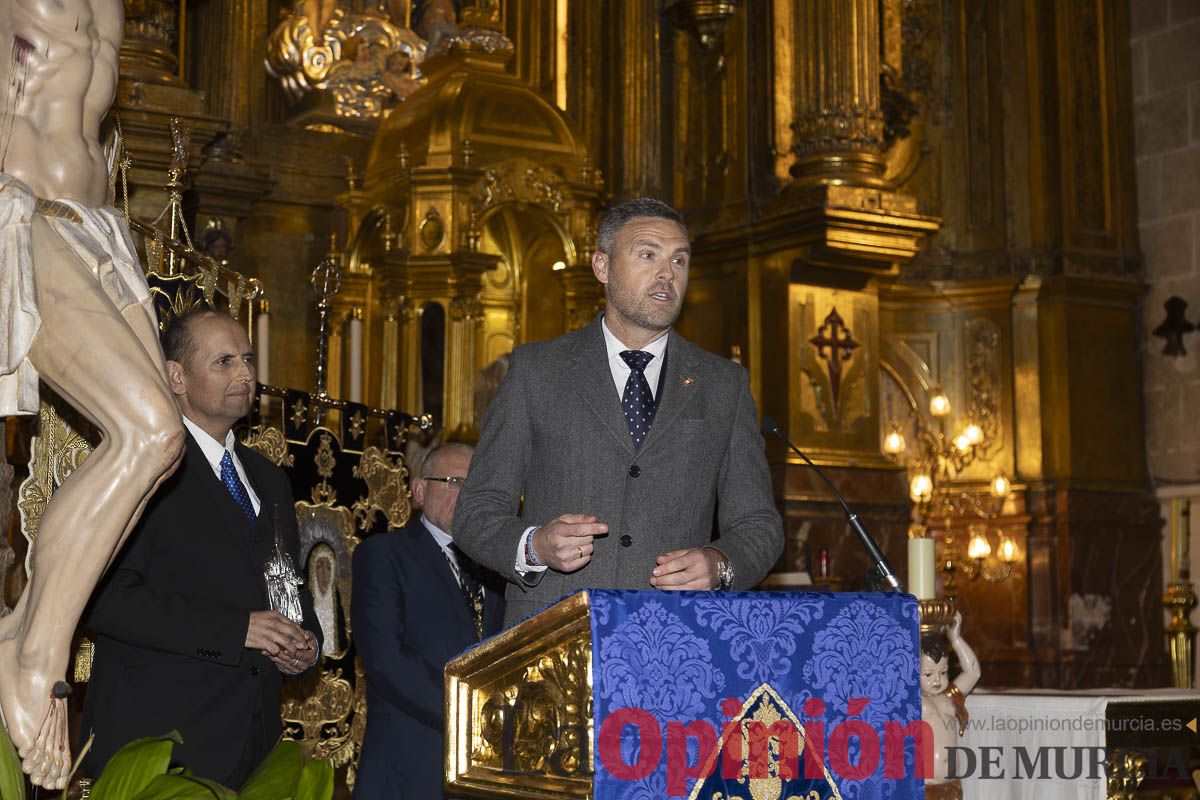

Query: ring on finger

[577,545,584,560]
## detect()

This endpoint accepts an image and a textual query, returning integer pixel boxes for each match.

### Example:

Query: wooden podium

[445,589,923,800]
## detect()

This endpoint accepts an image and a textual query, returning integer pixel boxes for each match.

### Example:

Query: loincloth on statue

[0,173,152,416]
[924,779,963,800]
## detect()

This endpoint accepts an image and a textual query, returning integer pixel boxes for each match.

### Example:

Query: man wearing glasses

[351,443,505,799]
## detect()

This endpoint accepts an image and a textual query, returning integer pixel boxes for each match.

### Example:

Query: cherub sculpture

[920,611,980,800]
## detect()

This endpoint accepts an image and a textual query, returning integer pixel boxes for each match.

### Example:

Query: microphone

[761,416,904,593]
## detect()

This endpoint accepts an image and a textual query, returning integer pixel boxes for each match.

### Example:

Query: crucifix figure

[0,0,187,786]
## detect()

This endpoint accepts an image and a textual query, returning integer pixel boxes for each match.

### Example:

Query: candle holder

[918,598,955,636]
[310,234,343,401]
[1164,581,1197,689]
[917,597,979,797]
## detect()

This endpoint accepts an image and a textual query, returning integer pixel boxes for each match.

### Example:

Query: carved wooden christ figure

[0,0,185,788]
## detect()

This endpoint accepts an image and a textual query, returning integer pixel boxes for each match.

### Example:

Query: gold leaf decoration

[350,446,411,531]
[242,426,295,468]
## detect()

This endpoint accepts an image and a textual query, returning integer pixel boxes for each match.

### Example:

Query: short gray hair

[419,442,474,478]
[596,198,687,256]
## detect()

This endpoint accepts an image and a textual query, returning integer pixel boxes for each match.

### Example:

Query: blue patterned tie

[620,350,656,449]
[220,450,256,520]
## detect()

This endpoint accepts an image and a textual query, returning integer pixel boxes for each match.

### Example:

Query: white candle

[255,302,270,386]
[349,309,363,403]
[908,537,935,599]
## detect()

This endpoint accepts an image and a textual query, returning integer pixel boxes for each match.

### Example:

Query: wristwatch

[708,548,734,590]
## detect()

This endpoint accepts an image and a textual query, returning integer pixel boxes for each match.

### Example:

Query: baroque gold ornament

[350,446,411,531]
[266,0,428,123]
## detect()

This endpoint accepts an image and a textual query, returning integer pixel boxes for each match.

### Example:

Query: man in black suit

[352,443,505,799]
[82,307,322,788]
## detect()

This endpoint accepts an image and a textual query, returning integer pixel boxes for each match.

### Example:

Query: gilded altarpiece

[71,0,1170,695]
[341,25,606,436]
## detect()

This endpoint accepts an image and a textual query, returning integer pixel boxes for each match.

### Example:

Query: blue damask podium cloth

[588,590,923,800]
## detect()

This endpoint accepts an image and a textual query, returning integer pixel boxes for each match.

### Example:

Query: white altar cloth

[957,688,1198,799]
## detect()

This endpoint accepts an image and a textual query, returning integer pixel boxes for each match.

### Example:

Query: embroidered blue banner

[588,590,924,800]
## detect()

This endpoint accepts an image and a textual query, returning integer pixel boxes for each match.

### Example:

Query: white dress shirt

[514,316,670,579]
[182,415,262,515]
[421,512,473,591]
[600,316,669,400]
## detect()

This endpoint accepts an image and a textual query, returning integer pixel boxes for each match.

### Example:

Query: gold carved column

[789,0,885,186]
[189,0,271,127]
[748,0,939,587]
[615,0,663,197]
[446,269,489,440]
[765,0,939,466]
[394,294,422,420]
[377,298,405,411]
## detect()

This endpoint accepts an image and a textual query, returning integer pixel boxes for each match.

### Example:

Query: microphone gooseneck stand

[762,416,904,593]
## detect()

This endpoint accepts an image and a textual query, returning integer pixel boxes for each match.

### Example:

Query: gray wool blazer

[453,317,784,627]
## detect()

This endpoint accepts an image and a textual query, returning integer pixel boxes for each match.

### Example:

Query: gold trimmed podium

[444,589,924,800]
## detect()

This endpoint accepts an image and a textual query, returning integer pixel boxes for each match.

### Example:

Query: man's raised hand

[532,514,608,572]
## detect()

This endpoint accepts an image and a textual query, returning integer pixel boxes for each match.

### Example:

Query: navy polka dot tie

[620,350,656,449]
[220,450,257,520]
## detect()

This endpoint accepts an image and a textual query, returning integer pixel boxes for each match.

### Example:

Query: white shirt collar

[601,315,669,361]
[601,316,669,399]
[181,415,262,515]
[420,512,454,551]
[181,415,236,471]
[422,513,471,586]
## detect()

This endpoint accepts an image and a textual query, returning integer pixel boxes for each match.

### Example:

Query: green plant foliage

[0,726,333,800]
[129,773,236,800]
[237,740,304,800]
[90,732,182,800]
[0,721,26,800]
[292,758,333,800]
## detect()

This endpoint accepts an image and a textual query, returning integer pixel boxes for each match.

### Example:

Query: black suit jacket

[351,518,505,800]
[82,431,320,785]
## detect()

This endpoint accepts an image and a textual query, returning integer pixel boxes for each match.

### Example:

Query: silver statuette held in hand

[264,503,305,625]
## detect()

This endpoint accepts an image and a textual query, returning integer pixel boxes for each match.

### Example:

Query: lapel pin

[681,377,695,387]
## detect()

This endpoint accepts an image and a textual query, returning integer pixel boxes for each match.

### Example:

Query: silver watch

[715,554,734,590]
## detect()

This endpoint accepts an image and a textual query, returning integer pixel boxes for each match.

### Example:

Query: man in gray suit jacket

[454,197,783,626]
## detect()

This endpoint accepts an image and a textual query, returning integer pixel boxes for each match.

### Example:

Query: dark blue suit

[351,518,505,799]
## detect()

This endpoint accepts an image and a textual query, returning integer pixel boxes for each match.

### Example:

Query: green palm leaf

[293,758,333,800]
[90,731,182,800]
[236,740,304,800]
[0,720,25,800]
[130,773,233,799]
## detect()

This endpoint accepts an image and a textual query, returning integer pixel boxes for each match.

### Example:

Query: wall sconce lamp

[928,385,951,418]
[958,523,1020,582]
[883,379,1019,598]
